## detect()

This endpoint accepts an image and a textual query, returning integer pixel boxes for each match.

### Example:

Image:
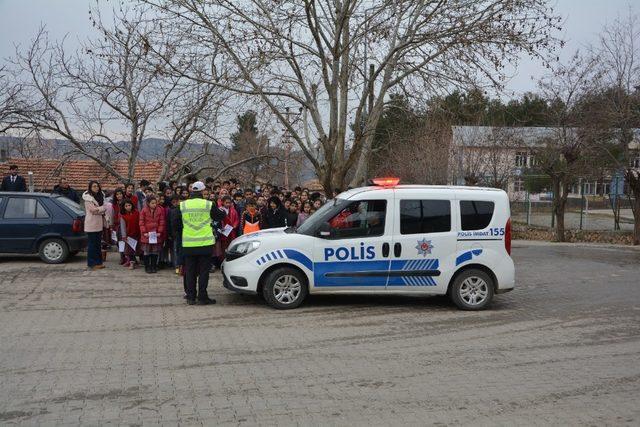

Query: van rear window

[400,200,451,234]
[460,201,495,230]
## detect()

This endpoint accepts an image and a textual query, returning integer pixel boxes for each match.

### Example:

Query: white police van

[222,178,514,310]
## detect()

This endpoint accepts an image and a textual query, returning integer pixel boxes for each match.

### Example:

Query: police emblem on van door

[415,238,433,256]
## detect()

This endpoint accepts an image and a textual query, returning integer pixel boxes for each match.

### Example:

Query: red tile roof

[302,179,325,191]
[1,158,167,191]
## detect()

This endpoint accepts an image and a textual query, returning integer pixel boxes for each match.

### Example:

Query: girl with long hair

[82,180,106,270]
[139,195,166,273]
[119,199,141,270]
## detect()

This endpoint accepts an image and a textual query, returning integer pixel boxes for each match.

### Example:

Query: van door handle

[382,242,389,258]
[394,243,402,257]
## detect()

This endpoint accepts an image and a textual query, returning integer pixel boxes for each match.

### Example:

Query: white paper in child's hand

[126,237,137,250]
[111,230,117,243]
[221,224,234,237]
[118,241,125,252]
[149,231,158,244]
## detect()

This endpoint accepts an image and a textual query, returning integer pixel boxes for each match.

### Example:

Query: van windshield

[296,198,349,236]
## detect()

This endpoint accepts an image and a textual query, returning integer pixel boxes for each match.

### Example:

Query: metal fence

[511,194,636,232]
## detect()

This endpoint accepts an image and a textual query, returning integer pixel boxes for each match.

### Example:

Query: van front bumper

[221,264,258,296]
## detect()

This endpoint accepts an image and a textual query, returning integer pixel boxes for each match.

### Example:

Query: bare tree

[452,126,519,189]
[374,119,450,184]
[8,7,226,184]
[0,66,24,133]
[535,52,601,242]
[187,152,274,183]
[482,128,521,189]
[595,12,640,245]
[156,81,228,181]
[142,0,561,194]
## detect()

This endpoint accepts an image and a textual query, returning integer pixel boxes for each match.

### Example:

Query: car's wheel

[262,267,308,309]
[38,239,69,264]
[450,269,494,310]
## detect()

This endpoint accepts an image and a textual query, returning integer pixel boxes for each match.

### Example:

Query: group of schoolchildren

[85,177,327,273]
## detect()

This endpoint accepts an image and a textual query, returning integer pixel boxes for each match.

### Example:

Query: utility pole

[280,107,302,190]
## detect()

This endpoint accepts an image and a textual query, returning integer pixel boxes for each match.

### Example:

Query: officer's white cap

[192,181,206,192]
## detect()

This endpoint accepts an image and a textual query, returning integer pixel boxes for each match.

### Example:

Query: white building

[449,125,640,200]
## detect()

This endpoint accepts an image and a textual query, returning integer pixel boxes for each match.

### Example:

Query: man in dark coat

[1,165,27,192]
[52,177,80,203]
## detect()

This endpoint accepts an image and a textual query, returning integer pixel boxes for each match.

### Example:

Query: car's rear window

[460,200,495,230]
[54,196,85,216]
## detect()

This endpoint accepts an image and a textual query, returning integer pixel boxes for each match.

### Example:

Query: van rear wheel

[450,269,494,310]
[262,267,308,309]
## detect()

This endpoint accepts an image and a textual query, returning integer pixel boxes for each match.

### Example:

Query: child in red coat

[219,195,239,259]
[139,195,166,274]
[119,200,141,269]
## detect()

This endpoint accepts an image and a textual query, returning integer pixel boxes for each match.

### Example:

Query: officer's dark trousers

[184,254,211,301]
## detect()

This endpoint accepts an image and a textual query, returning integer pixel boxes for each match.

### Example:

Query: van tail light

[72,218,83,233]
[505,218,512,255]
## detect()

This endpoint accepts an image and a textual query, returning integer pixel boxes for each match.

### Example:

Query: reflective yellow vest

[180,198,215,247]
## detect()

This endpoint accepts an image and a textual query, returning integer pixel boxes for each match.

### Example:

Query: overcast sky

[0,0,635,97]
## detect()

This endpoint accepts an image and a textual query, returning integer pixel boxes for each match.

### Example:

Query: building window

[515,152,527,167]
[527,154,536,167]
[513,178,525,193]
[583,182,597,195]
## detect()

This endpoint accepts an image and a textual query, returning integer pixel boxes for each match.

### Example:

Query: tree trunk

[633,199,640,246]
[630,178,640,246]
[350,134,370,188]
[319,168,333,198]
[552,177,567,242]
[554,206,566,242]
[622,169,640,245]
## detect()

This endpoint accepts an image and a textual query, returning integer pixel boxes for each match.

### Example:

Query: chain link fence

[511,193,635,232]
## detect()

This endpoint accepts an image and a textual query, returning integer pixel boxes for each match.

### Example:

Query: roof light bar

[371,177,400,187]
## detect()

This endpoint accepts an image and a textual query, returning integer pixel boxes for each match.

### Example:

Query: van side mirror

[317,222,332,238]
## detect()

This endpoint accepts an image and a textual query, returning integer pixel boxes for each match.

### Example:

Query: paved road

[0,242,639,425]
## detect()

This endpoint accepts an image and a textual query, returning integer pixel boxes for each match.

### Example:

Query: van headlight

[228,240,261,256]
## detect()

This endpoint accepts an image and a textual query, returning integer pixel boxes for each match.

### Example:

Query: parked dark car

[0,192,87,263]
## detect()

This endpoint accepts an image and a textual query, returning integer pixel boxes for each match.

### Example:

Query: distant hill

[0,135,226,160]
[0,135,318,184]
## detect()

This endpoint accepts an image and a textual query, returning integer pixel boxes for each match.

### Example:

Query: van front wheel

[262,267,308,309]
[450,269,494,310]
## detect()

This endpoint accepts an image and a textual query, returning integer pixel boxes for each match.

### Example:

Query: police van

[222,178,514,310]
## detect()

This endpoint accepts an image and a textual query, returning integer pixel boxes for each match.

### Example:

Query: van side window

[460,201,495,230]
[327,200,386,238]
[400,200,451,234]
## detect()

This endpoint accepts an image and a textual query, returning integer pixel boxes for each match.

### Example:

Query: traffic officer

[172,181,226,305]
